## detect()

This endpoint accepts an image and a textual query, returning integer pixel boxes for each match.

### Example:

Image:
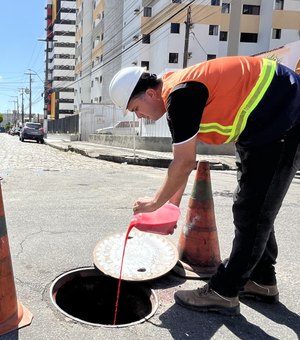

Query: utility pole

[9,100,17,125]
[45,39,49,137]
[18,88,25,125]
[15,97,19,124]
[9,96,19,125]
[183,6,192,68]
[25,71,34,122]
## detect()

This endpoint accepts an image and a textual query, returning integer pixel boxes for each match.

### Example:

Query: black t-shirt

[166,82,209,144]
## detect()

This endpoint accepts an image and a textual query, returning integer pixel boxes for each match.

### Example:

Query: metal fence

[48,114,79,134]
[46,103,171,140]
[46,104,235,155]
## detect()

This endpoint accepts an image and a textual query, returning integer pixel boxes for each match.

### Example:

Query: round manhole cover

[93,231,179,281]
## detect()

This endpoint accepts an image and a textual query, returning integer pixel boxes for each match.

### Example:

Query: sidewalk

[44,134,237,170]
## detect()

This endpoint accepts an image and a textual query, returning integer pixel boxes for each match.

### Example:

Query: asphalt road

[0,133,299,340]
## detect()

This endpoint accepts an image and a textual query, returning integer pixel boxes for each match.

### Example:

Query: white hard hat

[109,67,144,113]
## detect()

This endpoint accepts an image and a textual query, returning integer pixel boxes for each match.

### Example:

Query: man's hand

[133,197,159,214]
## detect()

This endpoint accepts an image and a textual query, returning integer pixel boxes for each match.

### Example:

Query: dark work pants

[209,124,300,297]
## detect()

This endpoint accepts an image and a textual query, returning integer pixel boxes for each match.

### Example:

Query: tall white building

[68,0,300,139]
[120,0,300,75]
[45,0,76,120]
[73,0,300,111]
[74,0,124,114]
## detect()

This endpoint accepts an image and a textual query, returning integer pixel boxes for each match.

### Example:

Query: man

[109,56,300,315]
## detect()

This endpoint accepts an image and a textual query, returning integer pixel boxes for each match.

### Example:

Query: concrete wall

[88,133,235,155]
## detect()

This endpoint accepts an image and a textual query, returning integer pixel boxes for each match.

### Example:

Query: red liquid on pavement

[113,222,135,325]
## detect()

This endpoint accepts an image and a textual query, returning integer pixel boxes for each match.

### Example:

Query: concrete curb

[44,139,237,170]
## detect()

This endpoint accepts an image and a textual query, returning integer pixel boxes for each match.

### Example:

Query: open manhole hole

[50,267,158,328]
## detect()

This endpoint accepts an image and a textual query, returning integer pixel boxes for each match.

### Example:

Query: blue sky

[0,1,46,116]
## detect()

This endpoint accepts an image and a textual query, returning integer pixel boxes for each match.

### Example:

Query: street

[0,133,300,340]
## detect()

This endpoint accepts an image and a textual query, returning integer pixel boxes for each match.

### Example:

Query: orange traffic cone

[174,161,221,279]
[0,179,33,336]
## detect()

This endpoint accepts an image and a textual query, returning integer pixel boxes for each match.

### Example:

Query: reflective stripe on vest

[199,59,277,143]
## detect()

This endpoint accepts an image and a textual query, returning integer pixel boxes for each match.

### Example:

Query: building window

[54,65,75,70]
[275,0,284,10]
[172,0,182,3]
[211,0,220,6]
[209,25,219,36]
[55,42,75,48]
[53,76,75,81]
[221,3,230,13]
[272,28,281,39]
[145,118,155,125]
[59,19,76,25]
[142,34,150,44]
[169,53,179,63]
[141,61,150,70]
[207,54,216,60]
[242,5,260,15]
[58,98,74,103]
[55,31,75,36]
[240,32,258,43]
[219,31,228,41]
[171,23,180,34]
[143,7,152,17]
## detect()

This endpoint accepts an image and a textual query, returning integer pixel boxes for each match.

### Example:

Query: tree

[5,122,11,132]
[0,113,3,125]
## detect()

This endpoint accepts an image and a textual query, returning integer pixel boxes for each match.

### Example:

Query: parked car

[11,126,22,136]
[0,127,5,133]
[96,121,139,136]
[20,122,44,143]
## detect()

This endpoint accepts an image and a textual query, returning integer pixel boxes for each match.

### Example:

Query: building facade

[119,0,300,75]
[44,0,300,128]
[45,0,76,120]
[74,0,124,114]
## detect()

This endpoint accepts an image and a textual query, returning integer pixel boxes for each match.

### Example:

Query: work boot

[174,284,240,316]
[239,280,279,304]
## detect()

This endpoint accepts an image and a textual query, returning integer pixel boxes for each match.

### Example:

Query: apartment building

[43,0,299,126]
[74,0,124,114]
[71,0,300,115]
[45,0,76,120]
[121,0,300,75]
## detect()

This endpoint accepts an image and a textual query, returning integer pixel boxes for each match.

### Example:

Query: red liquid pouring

[113,222,135,325]
[113,203,180,325]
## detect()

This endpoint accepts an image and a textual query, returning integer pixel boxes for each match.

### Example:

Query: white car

[96,121,139,136]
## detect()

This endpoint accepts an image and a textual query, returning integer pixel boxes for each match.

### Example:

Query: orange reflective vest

[161,56,277,144]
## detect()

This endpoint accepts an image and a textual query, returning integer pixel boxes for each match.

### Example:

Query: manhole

[50,267,158,328]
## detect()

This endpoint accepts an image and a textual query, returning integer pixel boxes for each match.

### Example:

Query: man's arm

[133,82,208,214]
[168,181,188,207]
[133,135,197,213]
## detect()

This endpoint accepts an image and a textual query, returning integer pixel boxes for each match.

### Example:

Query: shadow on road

[151,299,300,340]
